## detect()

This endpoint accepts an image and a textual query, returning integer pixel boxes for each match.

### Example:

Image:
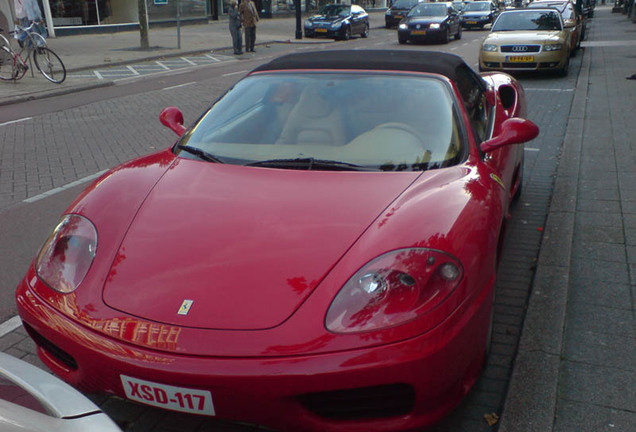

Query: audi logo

[512,46,529,52]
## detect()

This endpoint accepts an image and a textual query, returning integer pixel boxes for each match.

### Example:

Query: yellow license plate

[316,28,327,33]
[395,14,403,18]
[466,20,477,24]
[507,56,534,62]
[411,30,427,35]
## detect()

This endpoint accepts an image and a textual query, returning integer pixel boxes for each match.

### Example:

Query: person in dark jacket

[229,0,243,55]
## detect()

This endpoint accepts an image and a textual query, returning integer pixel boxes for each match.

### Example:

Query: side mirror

[480,117,539,153]
[159,106,187,137]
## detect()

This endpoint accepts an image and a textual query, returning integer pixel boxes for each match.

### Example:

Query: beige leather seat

[276,86,347,146]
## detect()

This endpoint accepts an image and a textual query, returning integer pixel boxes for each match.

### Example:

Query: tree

[138,0,150,49]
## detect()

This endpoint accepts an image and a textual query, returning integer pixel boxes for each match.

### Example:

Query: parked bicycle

[0,21,66,84]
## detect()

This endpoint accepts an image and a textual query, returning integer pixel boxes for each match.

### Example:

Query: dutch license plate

[395,14,403,18]
[411,30,427,35]
[316,28,327,33]
[121,375,215,416]
[506,55,534,62]
[466,20,477,24]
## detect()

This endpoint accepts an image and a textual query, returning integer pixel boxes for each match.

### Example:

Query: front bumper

[385,14,406,27]
[479,49,568,72]
[398,27,448,42]
[16,273,494,432]
[461,17,492,27]
[304,27,343,38]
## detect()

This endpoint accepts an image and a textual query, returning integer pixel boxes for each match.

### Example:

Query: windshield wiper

[245,157,375,171]
[176,144,224,163]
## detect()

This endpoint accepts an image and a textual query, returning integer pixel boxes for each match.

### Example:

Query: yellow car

[479,8,571,76]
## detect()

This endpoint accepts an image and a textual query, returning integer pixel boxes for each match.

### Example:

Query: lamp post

[295,0,302,39]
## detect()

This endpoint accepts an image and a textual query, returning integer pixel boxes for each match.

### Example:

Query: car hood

[308,15,346,23]
[485,30,565,43]
[406,16,447,24]
[462,11,491,17]
[102,159,419,331]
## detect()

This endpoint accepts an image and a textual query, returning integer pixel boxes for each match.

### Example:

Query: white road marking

[222,70,248,77]
[163,82,197,90]
[94,70,104,79]
[127,65,140,75]
[181,57,197,66]
[0,117,31,127]
[156,61,170,70]
[525,88,574,92]
[23,170,107,203]
[525,147,540,152]
[0,316,22,338]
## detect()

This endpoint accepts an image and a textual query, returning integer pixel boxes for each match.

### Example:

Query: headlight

[386,10,392,15]
[325,248,463,333]
[430,23,441,29]
[482,43,498,51]
[399,23,408,29]
[331,22,343,29]
[304,20,313,28]
[36,214,98,294]
[544,43,563,51]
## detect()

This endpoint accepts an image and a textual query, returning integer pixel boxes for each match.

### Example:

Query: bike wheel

[33,47,66,84]
[0,46,15,81]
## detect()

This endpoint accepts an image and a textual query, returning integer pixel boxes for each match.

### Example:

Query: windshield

[409,4,448,17]
[392,0,419,9]
[463,2,490,11]
[492,10,562,31]
[319,5,350,17]
[178,73,465,172]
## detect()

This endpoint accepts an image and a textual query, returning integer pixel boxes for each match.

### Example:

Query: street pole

[295,0,302,39]
[177,0,181,49]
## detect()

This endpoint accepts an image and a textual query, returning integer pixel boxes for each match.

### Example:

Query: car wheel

[443,28,450,44]
[361,23,369,38]
[341,26,351,41]
[557,56,570,77]
[455,25,462,40]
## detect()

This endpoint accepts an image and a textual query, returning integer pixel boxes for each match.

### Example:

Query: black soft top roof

[251,50,487,90]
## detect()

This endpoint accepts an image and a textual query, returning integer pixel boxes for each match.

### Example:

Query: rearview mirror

[480,117,539,153]
[159,106,187,137]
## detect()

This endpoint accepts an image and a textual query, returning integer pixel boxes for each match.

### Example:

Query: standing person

[239,0,259,53]
[228,0,243,55]
[13,0,42,27]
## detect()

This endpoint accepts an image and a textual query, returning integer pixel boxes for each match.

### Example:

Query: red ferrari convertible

[16,50,538,432]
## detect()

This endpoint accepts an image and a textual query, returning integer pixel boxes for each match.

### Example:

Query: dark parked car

[385,0,422,28]
[398,2,462,44]
[460,0,499,29]
[304,4,369,40]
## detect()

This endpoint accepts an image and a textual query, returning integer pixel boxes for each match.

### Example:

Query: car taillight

[36,214,98,294]
[326,248,463,333]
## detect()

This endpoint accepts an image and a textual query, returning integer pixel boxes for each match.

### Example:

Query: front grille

[297,383,415,420]
[23,322,78,371]
[501,45,541,53]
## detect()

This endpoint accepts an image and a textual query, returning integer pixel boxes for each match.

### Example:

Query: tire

[557,55,569,77]
[33,47,66,84]
[361,23,369,38]
[455,25,462,40]
[442,28,450,44]
[340,26,351,41]
[0,46,15,81]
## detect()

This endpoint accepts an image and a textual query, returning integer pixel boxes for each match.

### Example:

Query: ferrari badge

[177,299,194,315]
